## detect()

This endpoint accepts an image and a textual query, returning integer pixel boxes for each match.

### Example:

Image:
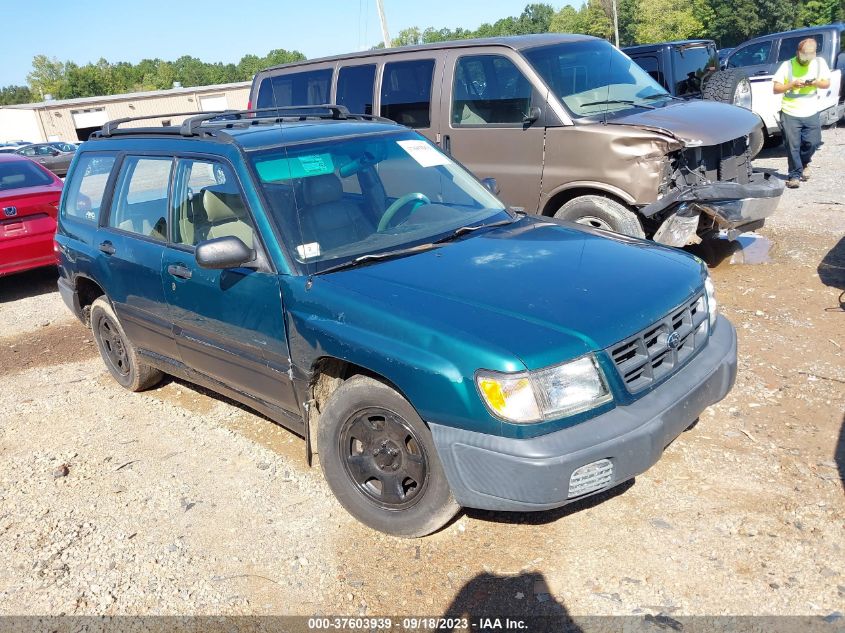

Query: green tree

[633,0,706,43]
[798,0,844,25]
[550,5,585,33]
[0,85,33,106]
[27,55,66,99]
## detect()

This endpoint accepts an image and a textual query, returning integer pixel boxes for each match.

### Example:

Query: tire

[702,69,753,111]
[316,375,460,537]
[748,126,764,159]
[553,195,645,238]
[90,296,163,392]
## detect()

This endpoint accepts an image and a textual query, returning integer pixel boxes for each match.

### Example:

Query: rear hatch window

[0,160,53,191]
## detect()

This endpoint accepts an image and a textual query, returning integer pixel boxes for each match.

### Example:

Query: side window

[36,145,54,155]
[777,34,824,62]
[108,157,171,241]
[728,41,773,68]
[171,159,255,248]
[452,55,533,126]
[380,59,435,128]
[20,147,36,156]
[62,154,116,223]
[337,64,376,115]
[631,55,665,89]
[256,69,333,109]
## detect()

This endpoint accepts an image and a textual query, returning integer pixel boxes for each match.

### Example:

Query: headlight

[476,355,612,424]
[704,275,718,330]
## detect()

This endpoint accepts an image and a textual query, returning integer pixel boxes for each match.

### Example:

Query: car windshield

[250,130,510,273]
[524,40,672,118]
[0,159,53,191]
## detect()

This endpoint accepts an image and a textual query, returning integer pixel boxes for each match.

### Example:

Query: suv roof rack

[92,105,395,139]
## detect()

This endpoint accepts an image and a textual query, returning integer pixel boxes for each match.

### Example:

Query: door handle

[98,241,115,255]
[442,134,451,155]
[167,264,192,280]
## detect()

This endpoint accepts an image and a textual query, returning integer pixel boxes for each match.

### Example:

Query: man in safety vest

[773,38,831,188]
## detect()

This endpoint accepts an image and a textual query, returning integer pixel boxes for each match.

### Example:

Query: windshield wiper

[314,242,439,276]
[581,99,656,110]
[434,217,518,244]
[642,93,681,101]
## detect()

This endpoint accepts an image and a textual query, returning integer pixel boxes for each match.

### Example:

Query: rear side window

[108,157,171,241]
[63,154,116,222]
[256,69,333,109]
[728,41,772,68]
[452,55,533,126]
[0,159,53,191]
[380,59,435,128]
[672,46,717,96]
[337,64,376,115]
[777,34,824,62]
[632,55,665,89]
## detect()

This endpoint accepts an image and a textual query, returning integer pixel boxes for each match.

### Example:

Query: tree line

[0,49,304,106]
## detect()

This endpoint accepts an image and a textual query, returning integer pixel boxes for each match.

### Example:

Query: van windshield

[524,40,672,118]
[250,130,510,273]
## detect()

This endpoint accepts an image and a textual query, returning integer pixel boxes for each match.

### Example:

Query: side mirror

[523,106,542,124]
[195,236,255,270]
[50,149,61,156]
[481,177,499,195]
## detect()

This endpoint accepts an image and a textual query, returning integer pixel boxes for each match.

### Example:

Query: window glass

[171,159,254,248]
[337,64,376,115]
[777,34,824,62]
[380,59,435,128]
[672,46,718,96]
[19,147,36,156]
[452,55,533,126]
[728,41,773,68]
[631,55,664,89]
[36,145,55,155]
[256,69,333,109]
[62,154,115,222]
[109,157,171,241]
[0,158,53,192]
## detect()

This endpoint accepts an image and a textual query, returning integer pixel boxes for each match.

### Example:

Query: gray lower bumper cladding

[429,315,737,512]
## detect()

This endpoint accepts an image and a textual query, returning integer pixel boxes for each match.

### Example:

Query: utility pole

[376,0,391,48]
[611,0,620,48]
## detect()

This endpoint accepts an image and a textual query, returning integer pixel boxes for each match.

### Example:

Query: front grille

[608,292,708,394]
[682,136,752,184]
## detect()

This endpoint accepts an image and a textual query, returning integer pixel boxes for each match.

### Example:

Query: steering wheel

[377,192,431,232]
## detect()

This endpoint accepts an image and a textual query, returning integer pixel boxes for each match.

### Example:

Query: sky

[1,0,572,87]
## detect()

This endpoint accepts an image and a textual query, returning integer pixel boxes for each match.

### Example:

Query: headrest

[203,189,244,223]
[302,173,343,207]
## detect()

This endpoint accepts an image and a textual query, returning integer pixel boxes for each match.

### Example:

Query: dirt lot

[0,128,843,622]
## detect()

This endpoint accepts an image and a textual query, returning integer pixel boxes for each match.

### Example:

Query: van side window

[337,64,376,115]
[108,157,171,241]
[380,59,435,128]
[170,159,255,248]
[777,34,824,62]
[256,69,333,109]
[452,55,533,126]
[62,154,116,223]
[728,41,772,68]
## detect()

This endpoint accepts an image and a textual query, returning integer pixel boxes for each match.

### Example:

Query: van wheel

[317,375,460,537]
[90,297,163,392]
[554,195,645,238]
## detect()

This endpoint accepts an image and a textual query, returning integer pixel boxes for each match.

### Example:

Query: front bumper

[429,315,737,512]
[645,172,784,246]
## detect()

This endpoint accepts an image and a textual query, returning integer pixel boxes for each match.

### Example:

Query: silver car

[15,143,74,177]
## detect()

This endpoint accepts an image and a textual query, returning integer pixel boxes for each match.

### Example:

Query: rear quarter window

[256,69,333,109]
[0,159,53,191]
[62,154,116,223]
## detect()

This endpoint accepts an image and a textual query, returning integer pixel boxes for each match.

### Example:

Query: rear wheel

[317,375,459,537]
[553,195,645,238]
[703,69,753,111]
[90,297,163,392]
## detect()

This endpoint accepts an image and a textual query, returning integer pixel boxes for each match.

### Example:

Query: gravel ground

[0,127,843,621]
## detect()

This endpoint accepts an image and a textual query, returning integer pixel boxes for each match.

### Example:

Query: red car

[0,154,63,277]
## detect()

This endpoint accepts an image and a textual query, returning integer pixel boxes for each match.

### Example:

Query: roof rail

[94,111,228,138]
[178,104,357,136]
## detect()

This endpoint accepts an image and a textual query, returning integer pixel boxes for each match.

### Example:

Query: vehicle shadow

[463,480,634,527]
[818,236,845,311]
[837,413,844,494]
[440,571,583,632]
[0,267,58,303]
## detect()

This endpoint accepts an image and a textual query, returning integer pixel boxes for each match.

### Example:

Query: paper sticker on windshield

[255,153,335,182]
[296,242,321,260]
[397,140,451,168]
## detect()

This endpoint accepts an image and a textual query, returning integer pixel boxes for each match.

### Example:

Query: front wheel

[553,195,645,238]
[317,375,459,537]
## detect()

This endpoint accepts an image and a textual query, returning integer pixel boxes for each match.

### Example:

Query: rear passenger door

[440,49,546,213]
[99,155,174,357]
[161,156,298,415]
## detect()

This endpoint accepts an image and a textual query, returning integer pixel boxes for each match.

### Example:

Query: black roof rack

[92,105,395,140]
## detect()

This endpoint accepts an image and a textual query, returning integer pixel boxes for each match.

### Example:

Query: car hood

[608,99,759,146]
[319,216,705,370]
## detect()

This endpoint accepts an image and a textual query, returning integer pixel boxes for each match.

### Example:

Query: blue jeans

[780,111,821,180]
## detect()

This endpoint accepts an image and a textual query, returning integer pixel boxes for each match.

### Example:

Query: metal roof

[0,81,251,111]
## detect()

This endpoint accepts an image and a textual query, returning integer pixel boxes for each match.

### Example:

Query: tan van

[250,34,784,246]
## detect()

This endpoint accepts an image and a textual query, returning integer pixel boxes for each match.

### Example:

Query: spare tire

[703,69,753,111]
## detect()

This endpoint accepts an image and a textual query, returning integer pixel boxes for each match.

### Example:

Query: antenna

[376,0,391,48]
